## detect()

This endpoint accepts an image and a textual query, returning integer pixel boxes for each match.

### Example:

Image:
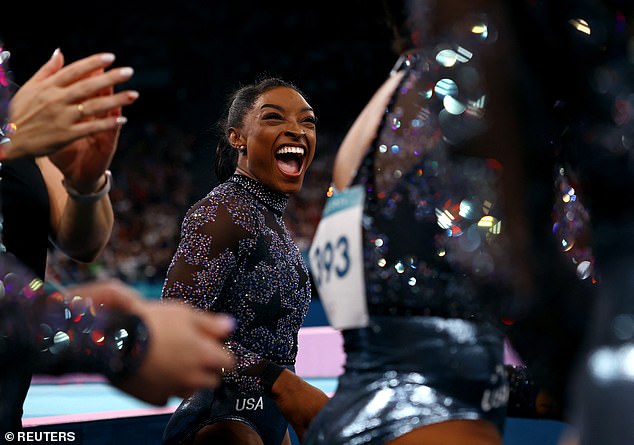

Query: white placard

[309,185,368,329]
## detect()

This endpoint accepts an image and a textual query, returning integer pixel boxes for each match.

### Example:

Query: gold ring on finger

[77,103,85,117]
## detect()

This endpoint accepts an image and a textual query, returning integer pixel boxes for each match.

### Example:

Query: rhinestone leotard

[161,174,311,393]
[304,35,513,443]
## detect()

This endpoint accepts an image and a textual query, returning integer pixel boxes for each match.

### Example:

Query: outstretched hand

[6,49,138,192]
[68,279,236,406]
[118,300,236,405]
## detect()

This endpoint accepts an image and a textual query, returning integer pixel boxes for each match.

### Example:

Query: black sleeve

[0,253,149,383]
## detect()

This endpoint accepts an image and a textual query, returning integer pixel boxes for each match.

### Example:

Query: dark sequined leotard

[305,47,512,445]
[304,2,620,443]
[161,174,311,445]
[303,11,537,442]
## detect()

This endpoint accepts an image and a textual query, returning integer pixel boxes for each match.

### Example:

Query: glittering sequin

[306,14,519,445]
[552,167,597,282]
[0,252,148,381]
[356,49,509,322]
[162,174,311,393]
[304,316,508,445]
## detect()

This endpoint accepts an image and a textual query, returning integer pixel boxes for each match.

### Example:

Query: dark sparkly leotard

[161,174,311,445]
[304,43,512,444]
[304,2,623,443]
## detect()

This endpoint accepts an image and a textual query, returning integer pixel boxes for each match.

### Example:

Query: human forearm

[56,196,114,261]
[37,155,114,261]
[55,171,114,261]
[1,261,234,406]
[268,366,330,442]
[244,360,330,441]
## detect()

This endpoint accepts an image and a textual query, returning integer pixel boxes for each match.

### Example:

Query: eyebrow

[260,103,314,113]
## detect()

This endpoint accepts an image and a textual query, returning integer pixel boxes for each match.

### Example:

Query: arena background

[2,0,399,292]
[1,2,570,444]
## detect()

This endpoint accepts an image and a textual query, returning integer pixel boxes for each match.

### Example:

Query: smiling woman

[228,84,316,195]
[160,76,329,445]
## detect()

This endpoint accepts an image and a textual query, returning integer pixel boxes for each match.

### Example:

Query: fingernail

[50,48,60,60]
[128,91,140,100]
[101,53,115,63]
[119,67,134,78]
[218,315,236,331]
[116,116,128,125]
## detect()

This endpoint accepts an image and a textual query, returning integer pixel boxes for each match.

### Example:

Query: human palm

[6,49,135,189]
[48,122,120,191]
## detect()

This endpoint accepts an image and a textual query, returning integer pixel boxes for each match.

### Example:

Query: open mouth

[275,145,306,176]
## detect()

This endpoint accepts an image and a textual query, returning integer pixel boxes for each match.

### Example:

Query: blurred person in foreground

[303,0,634,444]
[0,45,235,438]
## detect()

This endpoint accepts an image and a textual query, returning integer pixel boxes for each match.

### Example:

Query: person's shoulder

[181,188,223,225]
[182,181,257,225]
[188,181,235,208]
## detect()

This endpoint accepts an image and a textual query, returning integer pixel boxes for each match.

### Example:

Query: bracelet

[62,170,112,203]
[102,311,151,384]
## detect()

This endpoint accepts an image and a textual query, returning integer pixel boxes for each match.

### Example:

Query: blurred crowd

[3,2,395,295]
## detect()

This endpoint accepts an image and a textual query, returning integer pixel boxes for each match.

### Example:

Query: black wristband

[260,361,285,395]
[104,312,150,384]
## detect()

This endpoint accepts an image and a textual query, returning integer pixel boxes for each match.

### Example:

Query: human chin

[277,173,305,195]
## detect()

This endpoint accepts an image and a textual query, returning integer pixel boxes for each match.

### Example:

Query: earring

[236,145,247,154]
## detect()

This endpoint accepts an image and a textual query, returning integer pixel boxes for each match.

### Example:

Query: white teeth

[276,146,305,156]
